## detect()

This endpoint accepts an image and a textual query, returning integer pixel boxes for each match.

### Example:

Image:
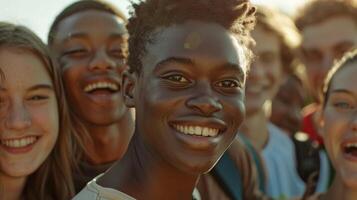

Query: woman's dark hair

[48,0,127,45]
[322,48,357,107]
[127,0,256,74]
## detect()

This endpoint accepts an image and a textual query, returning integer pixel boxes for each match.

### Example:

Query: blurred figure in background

[295,0,357,146]
[239,5,306,199]
[271,71,330,194]
[48,0,134,192]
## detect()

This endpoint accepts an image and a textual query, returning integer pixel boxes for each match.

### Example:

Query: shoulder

[73,175,136,200]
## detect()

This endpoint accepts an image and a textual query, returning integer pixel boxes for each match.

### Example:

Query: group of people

[0,0,356,200]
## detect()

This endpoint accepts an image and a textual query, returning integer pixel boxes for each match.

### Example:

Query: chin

[2,167,34,179]
[176,159,216,176]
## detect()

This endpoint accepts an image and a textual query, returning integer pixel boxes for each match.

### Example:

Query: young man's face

[245,25,283,115]
[300,15,357,101]
[50,10,129,126]
[271,76,305,135]
[126,21,247,174]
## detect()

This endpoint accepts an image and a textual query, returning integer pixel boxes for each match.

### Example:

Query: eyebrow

[218,62,245,82]
[0,84,54,92]
[63,32,88,43]
[155,56,244,79]
[63,32,128,43]
[28,84,54,92]
[155,57,195,68]
[329,89,355,96]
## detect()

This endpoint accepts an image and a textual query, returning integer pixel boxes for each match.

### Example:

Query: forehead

[142,21,247,73]
[301,15,357,49]
[54,10,127,42]
[330,62,357,93]
[0,49,52,89]
[252,25,280,53]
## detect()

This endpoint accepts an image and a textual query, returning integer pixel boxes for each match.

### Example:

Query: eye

[28,95,49,101]
[215,79,241,88]
[163,74,190,83]
[63,49,89,58]
[333,101,354,110]
[109,49,126,58]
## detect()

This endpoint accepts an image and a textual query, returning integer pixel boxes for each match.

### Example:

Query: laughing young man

[73,0,256,199]
[48,0,134,191]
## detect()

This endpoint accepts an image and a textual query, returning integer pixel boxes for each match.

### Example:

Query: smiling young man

[73,0,256,199]
[48,0,134,192]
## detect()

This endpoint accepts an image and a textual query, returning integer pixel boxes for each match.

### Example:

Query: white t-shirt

[73,175,136,200]
[73,174,201,200]
[262,123,306,199]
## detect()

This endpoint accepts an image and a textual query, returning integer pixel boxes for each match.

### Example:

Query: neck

[82,109,134,165]
[98,133,198,200]
[0,173,26,200]
[240,109,269,151]
[323,175,357,200]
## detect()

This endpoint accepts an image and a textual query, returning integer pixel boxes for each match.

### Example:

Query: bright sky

[0,0,307,41]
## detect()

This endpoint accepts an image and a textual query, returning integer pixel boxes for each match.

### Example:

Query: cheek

[224,98,245,129]
[322,112,343,163]
[30,102,60,139]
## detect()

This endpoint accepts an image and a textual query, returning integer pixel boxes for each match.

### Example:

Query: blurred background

[0,0,308,41]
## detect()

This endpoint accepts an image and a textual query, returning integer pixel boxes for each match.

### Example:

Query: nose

[88,48,116,71]
[186,83,223,116]
[4,101,31,131]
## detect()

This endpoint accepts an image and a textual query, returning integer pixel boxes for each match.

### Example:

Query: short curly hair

[48,0,127,45]
[127,0,256,74]
[255,5,301,74]
[295,0,357,31]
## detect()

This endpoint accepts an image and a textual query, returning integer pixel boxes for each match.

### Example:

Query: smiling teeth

[84,82,118,93]
[345,143,357,148]
[1,136,37,148]
[173,125,219,137]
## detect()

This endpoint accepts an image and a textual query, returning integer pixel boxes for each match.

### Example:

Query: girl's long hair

[0,22,79,200]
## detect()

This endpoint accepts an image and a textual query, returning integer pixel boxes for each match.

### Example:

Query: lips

[343,142,357,158]
[1,136,38,148]
[81,77,122,105]
[83,78,120,94]
[172,124,219,137]
[84,81,119,93]
[341,139,357,162]
[170,117,227,137]
[0,136,39,154]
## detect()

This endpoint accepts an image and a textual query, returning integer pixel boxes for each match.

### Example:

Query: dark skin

[271,75,305,136]
[50,10,134,164]
[97,20,247,199]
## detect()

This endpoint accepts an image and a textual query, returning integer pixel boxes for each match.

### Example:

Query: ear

[122,70,137,108]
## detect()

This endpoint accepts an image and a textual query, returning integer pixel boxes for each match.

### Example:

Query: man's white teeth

[84,82,118,93]
[173,125,219,137]
[345,143,357,148]
[1,136,37,148]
